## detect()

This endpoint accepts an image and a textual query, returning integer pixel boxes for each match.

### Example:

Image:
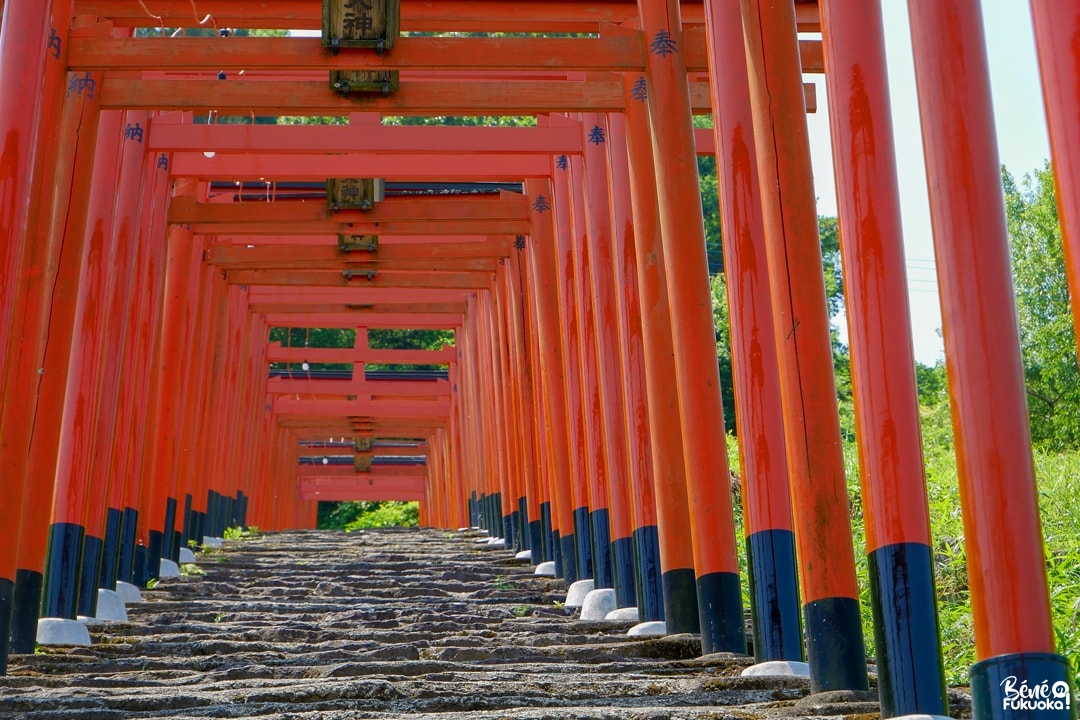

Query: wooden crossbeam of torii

[170,153,549,181]
[266,344,455,365]
[149,126,721,177]
[228,270,493,288]
[207,239,513,269]
[268,377,450,396]
[98,75,816,115]
[169,193,528,226]
[260,311,463,327]
[66,27,823,75]
[274,396,451,417]
[73,0,822,33]
[298,475,426,502]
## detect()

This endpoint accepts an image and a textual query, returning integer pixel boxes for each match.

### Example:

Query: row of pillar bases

[1,1,1079,720]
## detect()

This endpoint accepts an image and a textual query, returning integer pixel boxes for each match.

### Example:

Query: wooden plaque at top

[322,0,400,51]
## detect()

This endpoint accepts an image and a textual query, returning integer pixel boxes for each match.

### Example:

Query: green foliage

[180,563,206,576]
[1004,162,1080,450]
[222,526,243,540]
[342,501,420,531]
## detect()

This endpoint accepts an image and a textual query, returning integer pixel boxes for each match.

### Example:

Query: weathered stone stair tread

[0,528,972,719]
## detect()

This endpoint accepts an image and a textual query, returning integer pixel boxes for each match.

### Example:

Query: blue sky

[805,1,1052,364]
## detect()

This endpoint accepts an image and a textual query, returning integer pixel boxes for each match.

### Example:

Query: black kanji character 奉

[532,195,551,213]
[650,29,678,57]
[631,77,648,102]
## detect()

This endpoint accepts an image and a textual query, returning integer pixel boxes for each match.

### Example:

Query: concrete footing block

[457,527,471,532]
[627,620,667,636]
[605,606,640,621]
[93,589,128,621]
[115,581,142,604]
[37,618,92,646]
[887,716,951,720]
[473,537,492,544]
[178,547,197,563]
[159,559,180,578]
[579,588,617,621]
[486,537,505,547]
[564,579,594,608]
[514,549,532,562]
[534,561,556,577]
[740,660,811,677]
[202,536,223,549]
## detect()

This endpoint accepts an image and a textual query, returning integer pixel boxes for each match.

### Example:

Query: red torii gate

[1,3,1078,720]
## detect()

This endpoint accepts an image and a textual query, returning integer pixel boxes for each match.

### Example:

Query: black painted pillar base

[590,509,613,589]
[572,506,593,580]
[133,542,149,587]
[10,569,44,654]
[611,536,637,609]
[868,542,947,717]
[970,652,1075,720]
[192,511,204,547]
[42,522,85,620]
[746,529,803,662]
[633,525,663,622]
[237,491,248,529]
[661,568,699,634]
[143,529,164,586]
[117,507,138,584]
[517,497,528,552]
[552,529,563,579]
[99,508,123,591]
[804,596,869,693]
[76,535,104,618]
[503,513,515,547]
[696,571,747,655]
[528,520,543,563]
[540,502,553,563]
[0,577,12,673]
[560,532,578,585]
[163,497,178,561]
[180,493,193,549]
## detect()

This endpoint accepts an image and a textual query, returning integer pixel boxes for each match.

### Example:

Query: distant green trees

[1004,162,1080,450]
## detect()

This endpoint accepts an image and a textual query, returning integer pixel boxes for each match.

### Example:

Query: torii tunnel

[2,1,1079,719]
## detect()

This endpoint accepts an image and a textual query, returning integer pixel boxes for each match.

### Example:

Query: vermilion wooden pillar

[41,109,125,621]
[702,0,802,664]
[506,247,544,558]
[567,154,612,588]
[635,0,744,649]
[5,11,95,658]
[137,219,198,584]
[526,176,578,579]
[0,1,59,404]
[619,75,694,627]
[115,141,172,584]
[0,0,73,670]
[79,108,151,618]
[1030,1,1080,356]
[520,244,555,562]
[108,140,171,590]
[908,1,1072,714]
[551,160,593,582]
[605,114,659,616]
[820,0,947,714]
[580,114,637,599]
[168,251,219,554]
[740,0,867,688]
